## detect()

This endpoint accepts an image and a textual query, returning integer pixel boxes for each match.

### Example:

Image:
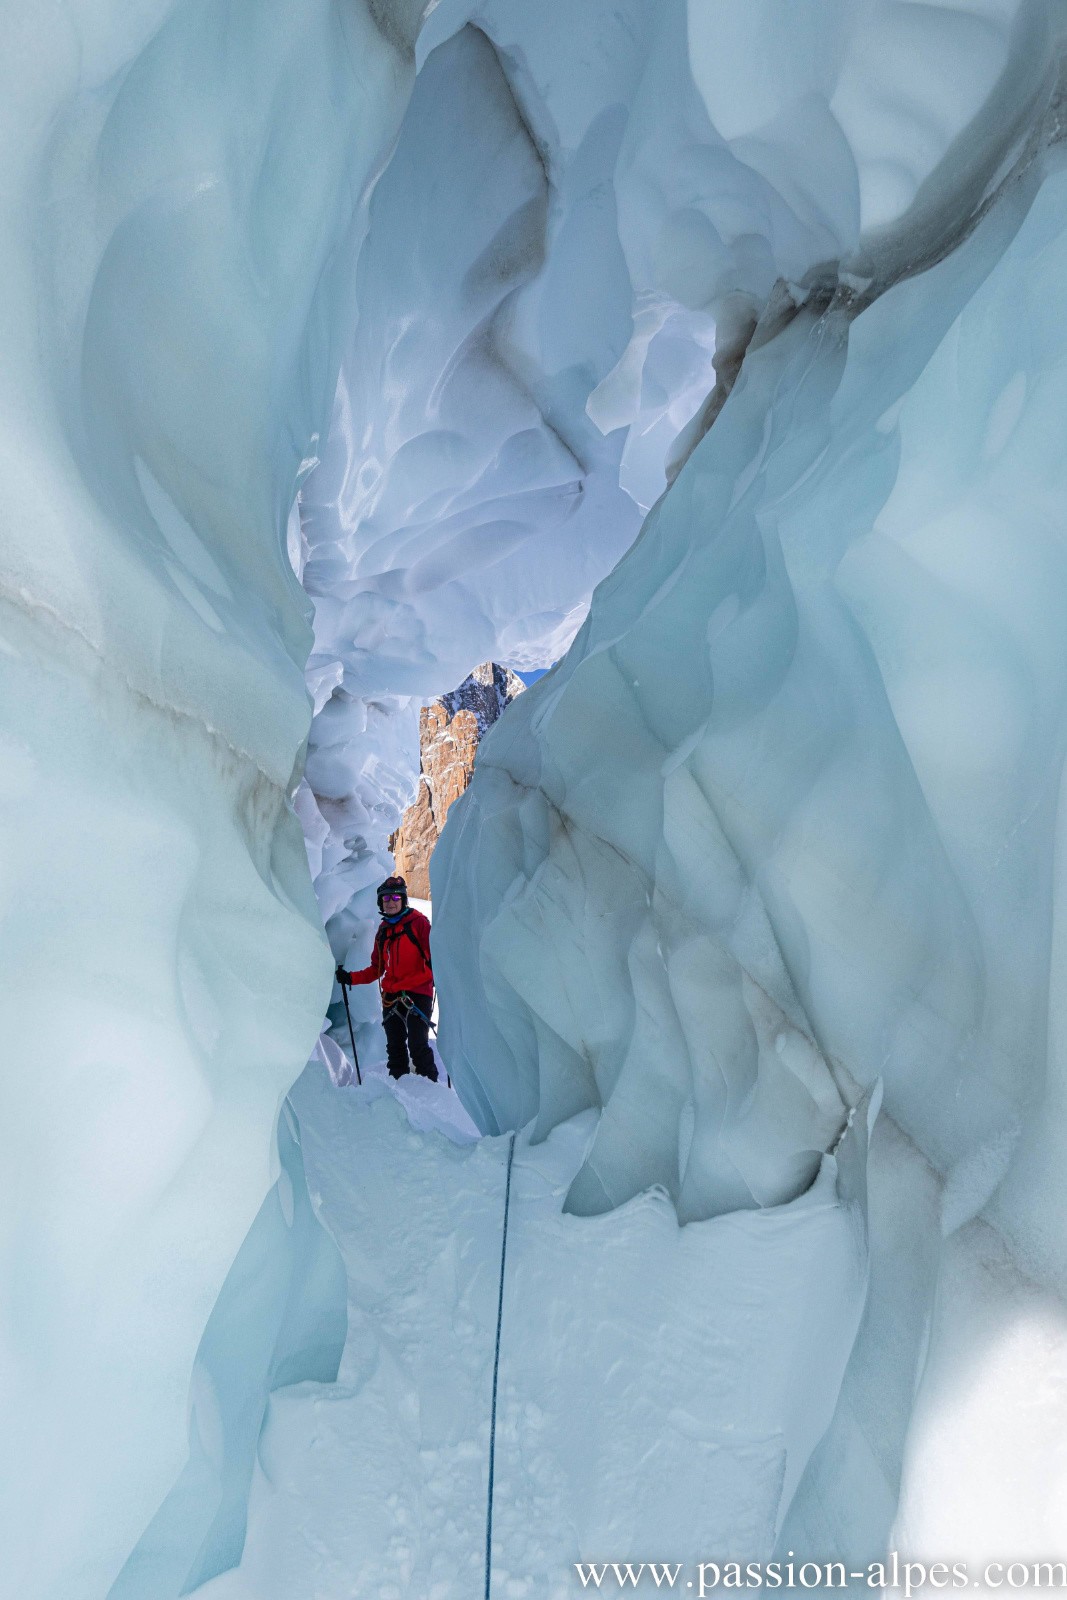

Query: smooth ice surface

[434,17,1067,1570]
[108,1103,348,1598]
[0,2,409,1595]
[433,9,1067,1226]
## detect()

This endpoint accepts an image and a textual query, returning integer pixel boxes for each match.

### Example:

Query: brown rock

[392,663,525,899]
[423,705,480,833]
[391,778,436,899]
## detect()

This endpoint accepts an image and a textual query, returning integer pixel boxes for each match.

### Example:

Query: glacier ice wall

[303,0,1059,1066]
[0,3,410,1596]
[436,172,1061,1211]
[107,1103,347,1599]
[431,0,1064,1204]
[296,18,648,1051]
[431,0,1067,1561]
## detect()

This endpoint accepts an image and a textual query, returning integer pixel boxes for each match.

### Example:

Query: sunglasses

[382,894,402,903]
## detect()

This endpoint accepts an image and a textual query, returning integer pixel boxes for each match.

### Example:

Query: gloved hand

[335,964,349,986]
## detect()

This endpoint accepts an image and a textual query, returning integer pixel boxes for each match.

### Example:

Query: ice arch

[2,0,1067,1595]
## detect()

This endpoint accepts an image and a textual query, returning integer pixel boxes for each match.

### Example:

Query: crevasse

[3,0,1067,1595]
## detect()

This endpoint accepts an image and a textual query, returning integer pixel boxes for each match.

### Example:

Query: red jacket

[344,908,433,997]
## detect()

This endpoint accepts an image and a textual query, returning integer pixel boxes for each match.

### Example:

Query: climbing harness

[484,1130,517,1600]
[381,989,431,1024]
[337,976,362,1087]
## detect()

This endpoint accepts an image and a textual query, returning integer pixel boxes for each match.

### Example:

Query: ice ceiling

[4,0,1067,1595]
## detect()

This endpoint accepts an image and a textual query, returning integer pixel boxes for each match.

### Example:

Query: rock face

[392,663,524,897]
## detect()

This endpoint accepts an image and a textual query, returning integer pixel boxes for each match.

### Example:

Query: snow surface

[194,1063,874,1598]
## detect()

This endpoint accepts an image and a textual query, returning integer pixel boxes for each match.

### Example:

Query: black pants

[383,993,437,1080]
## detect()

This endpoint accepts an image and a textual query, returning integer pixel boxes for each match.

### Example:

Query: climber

[335,875,438,1082]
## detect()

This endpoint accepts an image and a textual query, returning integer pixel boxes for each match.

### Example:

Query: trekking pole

[339,977,362,1086]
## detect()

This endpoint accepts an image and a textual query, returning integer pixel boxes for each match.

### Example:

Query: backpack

[374,913,432,974]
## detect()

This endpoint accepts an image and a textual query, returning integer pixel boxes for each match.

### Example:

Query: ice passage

[4,1,1067,1596]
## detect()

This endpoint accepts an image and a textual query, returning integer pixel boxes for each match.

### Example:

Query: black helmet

[376,875,408,914]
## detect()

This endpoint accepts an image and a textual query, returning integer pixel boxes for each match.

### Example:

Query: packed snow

[193,1062,874,1599]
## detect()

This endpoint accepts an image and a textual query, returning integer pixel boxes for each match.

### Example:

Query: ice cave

[5,1,1067,1596]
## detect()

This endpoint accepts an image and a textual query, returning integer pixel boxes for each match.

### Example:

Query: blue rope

[484,1130,517,1600]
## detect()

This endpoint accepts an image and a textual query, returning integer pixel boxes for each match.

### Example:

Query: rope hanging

[484,1130,517,1600]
